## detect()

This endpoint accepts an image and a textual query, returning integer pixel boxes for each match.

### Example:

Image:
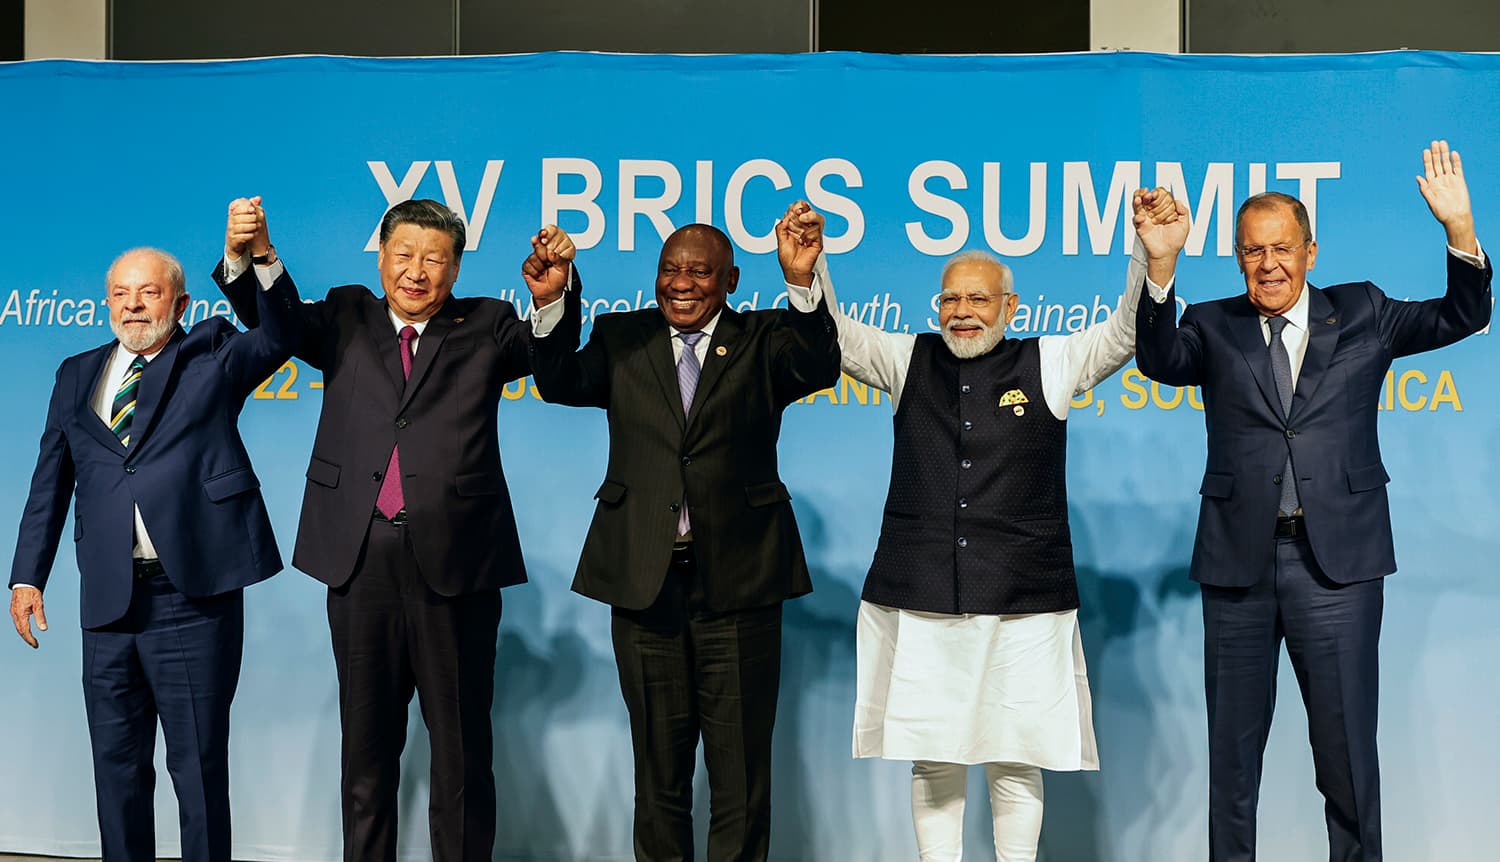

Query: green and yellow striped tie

[109,356,145,447]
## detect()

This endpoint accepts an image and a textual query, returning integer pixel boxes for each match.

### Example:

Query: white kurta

[788,242,1149,769]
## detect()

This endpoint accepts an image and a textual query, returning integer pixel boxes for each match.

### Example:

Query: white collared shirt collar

[1262,282,1311,333]
[670,308,723,342]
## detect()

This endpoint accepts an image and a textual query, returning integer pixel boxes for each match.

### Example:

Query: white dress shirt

[786,239,1151,418]
[1143,241,1488,386]
[529,267,826,349]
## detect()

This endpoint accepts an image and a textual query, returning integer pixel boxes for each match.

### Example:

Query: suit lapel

[687,308,744,428]
[646,320,687,433]
[364,297,407,395]
[76,343,128,454]
[1290,286,1337,417]
[1228,297,1287,421]
[398,305,456,413]
[124,327,186,457]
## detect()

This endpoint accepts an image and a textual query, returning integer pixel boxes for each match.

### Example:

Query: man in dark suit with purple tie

[525,216,839,861]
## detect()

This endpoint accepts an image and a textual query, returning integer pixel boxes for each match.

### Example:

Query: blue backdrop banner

[1,50,1496,861]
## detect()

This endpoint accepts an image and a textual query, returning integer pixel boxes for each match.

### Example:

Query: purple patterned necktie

[675,330,705,535]
[375,325,418,519]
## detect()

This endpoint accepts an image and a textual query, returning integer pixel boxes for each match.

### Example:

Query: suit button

[124,465,136,474]
[373,471,383,482]
[1285,428,1296,438]
[957,537,968,549]
[1273,474,1282,485]
[960,458,972,469]
[669,502,681,513]
[681,456,692,466]
[963,420,973,431]
[961,384,971,394]
[958,498,969,508]
[396,418,409,429]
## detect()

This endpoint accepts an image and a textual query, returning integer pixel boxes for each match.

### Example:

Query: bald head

[655,223,740,333]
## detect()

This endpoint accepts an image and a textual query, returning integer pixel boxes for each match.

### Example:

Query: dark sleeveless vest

[861,334,1078,615]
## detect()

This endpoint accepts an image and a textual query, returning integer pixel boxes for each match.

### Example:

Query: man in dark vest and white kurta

[783,193,1185,861]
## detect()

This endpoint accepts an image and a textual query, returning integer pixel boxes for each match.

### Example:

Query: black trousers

[1202,533,1384,862]
[327,518,502,862]
[612,544,784,862]
[84,566,242,862]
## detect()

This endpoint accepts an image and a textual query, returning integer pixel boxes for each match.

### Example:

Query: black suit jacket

[215,264,534,595]
[1135,252,1492,587]
[530,287,840,612]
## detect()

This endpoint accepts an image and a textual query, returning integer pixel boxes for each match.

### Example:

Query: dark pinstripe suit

[531,283,839,860]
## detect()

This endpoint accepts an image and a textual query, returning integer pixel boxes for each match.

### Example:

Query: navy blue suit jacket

[8,271,301,628]
[1135,252,1492,588]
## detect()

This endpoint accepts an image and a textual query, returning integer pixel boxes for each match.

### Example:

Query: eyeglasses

[1236,243,1307,263]
[937,292,1004,310]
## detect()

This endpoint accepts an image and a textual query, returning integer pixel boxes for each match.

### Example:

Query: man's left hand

[776,200,823,287]
[1416,139,1479,254]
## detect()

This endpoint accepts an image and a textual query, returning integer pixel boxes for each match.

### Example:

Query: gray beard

[941,321,1005,359]
[111,316,177,353]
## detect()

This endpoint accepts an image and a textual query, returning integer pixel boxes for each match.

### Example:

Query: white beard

[112,314,177,353]
[941,319,1005,359]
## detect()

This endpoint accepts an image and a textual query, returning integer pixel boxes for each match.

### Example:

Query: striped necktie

[110,355,146,447]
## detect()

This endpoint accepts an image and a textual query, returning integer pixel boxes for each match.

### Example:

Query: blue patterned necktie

[675,330,705,534]
[1267,316,1300,515]
[109,356,146,447]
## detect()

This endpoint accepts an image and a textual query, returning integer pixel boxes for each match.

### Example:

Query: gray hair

[108,247,187,299]
[941,250,1014,295]
[1235,191,1313,246]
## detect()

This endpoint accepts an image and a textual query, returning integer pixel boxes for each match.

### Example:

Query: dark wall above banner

[1,0,22,61]
[1188,0,1500,52]
[107,0,1094,59]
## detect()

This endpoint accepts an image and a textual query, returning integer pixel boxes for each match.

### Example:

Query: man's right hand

[225,196,270,260]
[521,225,576,306]
[10,586,45,649]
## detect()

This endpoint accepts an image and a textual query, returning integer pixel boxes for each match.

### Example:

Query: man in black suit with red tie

[524,214,839,861]
[215,199,575,862]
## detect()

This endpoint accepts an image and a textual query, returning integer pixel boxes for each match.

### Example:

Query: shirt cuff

[783,255,827,311]
[223,251,284,290]
[10,584,37,591]
[784,276,821,312]
[1448,239,1487,269]
[1145,275,1176,303]
[223,251,249,282]
[531,293,566,337]
[254,259,285,290]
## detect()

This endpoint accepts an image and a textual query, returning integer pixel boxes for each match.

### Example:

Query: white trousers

[910,760,1045,862]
